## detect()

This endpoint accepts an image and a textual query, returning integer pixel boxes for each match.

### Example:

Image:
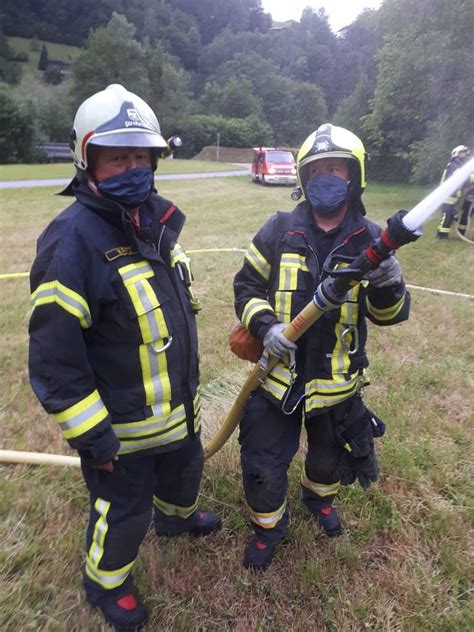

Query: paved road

[0,166,251,190]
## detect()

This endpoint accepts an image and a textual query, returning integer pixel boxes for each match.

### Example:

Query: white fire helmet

[451,145,470,160]
[70,84,168,171]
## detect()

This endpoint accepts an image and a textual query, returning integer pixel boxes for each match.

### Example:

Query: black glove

[335,399,386,491]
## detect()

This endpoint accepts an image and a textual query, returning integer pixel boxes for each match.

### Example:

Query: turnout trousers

[239,390,350,542]
[81,436,204,604]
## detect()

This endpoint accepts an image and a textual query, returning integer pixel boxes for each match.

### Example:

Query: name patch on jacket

[104,246,138,262]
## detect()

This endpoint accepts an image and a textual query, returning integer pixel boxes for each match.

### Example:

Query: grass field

[0,159,240,181]
[1,174,473,631]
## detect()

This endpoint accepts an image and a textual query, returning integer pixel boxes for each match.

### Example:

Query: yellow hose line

[0,272,29,280]
[0,449,80,467]
[204,299,325,459]
[0,249,246,280]
[187,247,246,254]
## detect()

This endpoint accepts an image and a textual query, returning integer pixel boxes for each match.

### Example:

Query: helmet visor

[89,129,168,149]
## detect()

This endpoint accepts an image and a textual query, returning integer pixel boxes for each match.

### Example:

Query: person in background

[436,145,471,239]
[233,123,410,571]
[28,84,221,630]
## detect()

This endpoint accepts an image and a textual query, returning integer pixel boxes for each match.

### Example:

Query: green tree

[174,112,273,157]
[220,76,263,118]
[14,73,74,143]
[71,13,155,104]
[333,74,373,139]
[363,0,474,180]
[38,43,49,70]
[0,88,36,162]
[0,26,22,83]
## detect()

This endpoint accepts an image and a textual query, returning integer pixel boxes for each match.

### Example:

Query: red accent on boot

[116,594,138,611]
[256,541,267,550]
[199,511,205,520]
[320,507,333,516]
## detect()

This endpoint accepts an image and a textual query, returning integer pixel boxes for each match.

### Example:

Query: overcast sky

[260,0,383,32]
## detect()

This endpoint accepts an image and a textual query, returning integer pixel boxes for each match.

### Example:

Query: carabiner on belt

[341,325,359,355]
[280,350,305,415]
[150,336,173,354]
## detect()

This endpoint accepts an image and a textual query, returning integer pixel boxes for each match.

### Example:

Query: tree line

[0,0,472,182]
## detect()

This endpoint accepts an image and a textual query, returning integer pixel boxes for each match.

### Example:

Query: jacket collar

[70,180,185,239]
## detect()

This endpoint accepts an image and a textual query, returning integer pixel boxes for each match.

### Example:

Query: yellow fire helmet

[297,123,368,203]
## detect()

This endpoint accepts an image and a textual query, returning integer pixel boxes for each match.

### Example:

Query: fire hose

[1,157,473,468]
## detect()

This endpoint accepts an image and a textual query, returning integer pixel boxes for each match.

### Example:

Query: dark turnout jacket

[234,201,410,415]
[29,182,201,465]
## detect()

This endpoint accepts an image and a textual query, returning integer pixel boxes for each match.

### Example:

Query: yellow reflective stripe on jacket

[274,290,292,321]
[113,391,200,455]
[248,501,286,529]
[305,372,362,412]
[331,286,360,375]
[119,261,172,408]
[278,253,308,289]
[260,363,292,399]
[87,498,110,568]
[54,389,109,440]
[31,280,92,328]
[245,242,271,280]
[118,262,170,343]
[301,474,340,497]
[171,242,190,270]
[241,297,274,329]
[366,294,406,322]
[274,252,309,321]
[113,404,186,439]
[139,342,172,407]
[152,496,198,519]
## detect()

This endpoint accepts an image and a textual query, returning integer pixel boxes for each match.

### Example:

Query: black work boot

[315,506,342,537]
[243,534,280,571]
[94,591,148,631]
[155,509,221,537]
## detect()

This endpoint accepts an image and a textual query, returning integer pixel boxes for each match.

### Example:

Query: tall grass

[1,176,473,630]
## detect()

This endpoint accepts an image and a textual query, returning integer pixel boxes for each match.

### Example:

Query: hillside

[7,36,79,70]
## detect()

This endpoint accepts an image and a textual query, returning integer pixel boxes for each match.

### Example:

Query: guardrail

[37,142,70,163]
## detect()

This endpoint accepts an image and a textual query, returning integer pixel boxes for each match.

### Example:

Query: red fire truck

[251,147,297,186]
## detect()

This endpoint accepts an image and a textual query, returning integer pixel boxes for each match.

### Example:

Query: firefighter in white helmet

[28,84,220,630]
[233,123,411,571]
[436,145,472,239]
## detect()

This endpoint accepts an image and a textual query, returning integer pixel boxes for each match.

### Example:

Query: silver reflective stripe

[119,425,188,454]
[144,345,165,402]
[120,262,152,282]
[245,244,271,280]
[58,399,105,433]
[249,502,286,528]
[302,474,340,497]
[33,284,92,327]
[89,499,109,565]
[85,562,132,587]
[114,407,185,437]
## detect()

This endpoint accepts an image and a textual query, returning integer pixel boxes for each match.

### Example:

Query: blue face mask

[306,173,349,216]
[97,167,154,208]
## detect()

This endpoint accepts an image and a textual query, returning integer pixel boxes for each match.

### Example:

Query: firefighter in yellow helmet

[233,123,411,570]
[28,84,220,630]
